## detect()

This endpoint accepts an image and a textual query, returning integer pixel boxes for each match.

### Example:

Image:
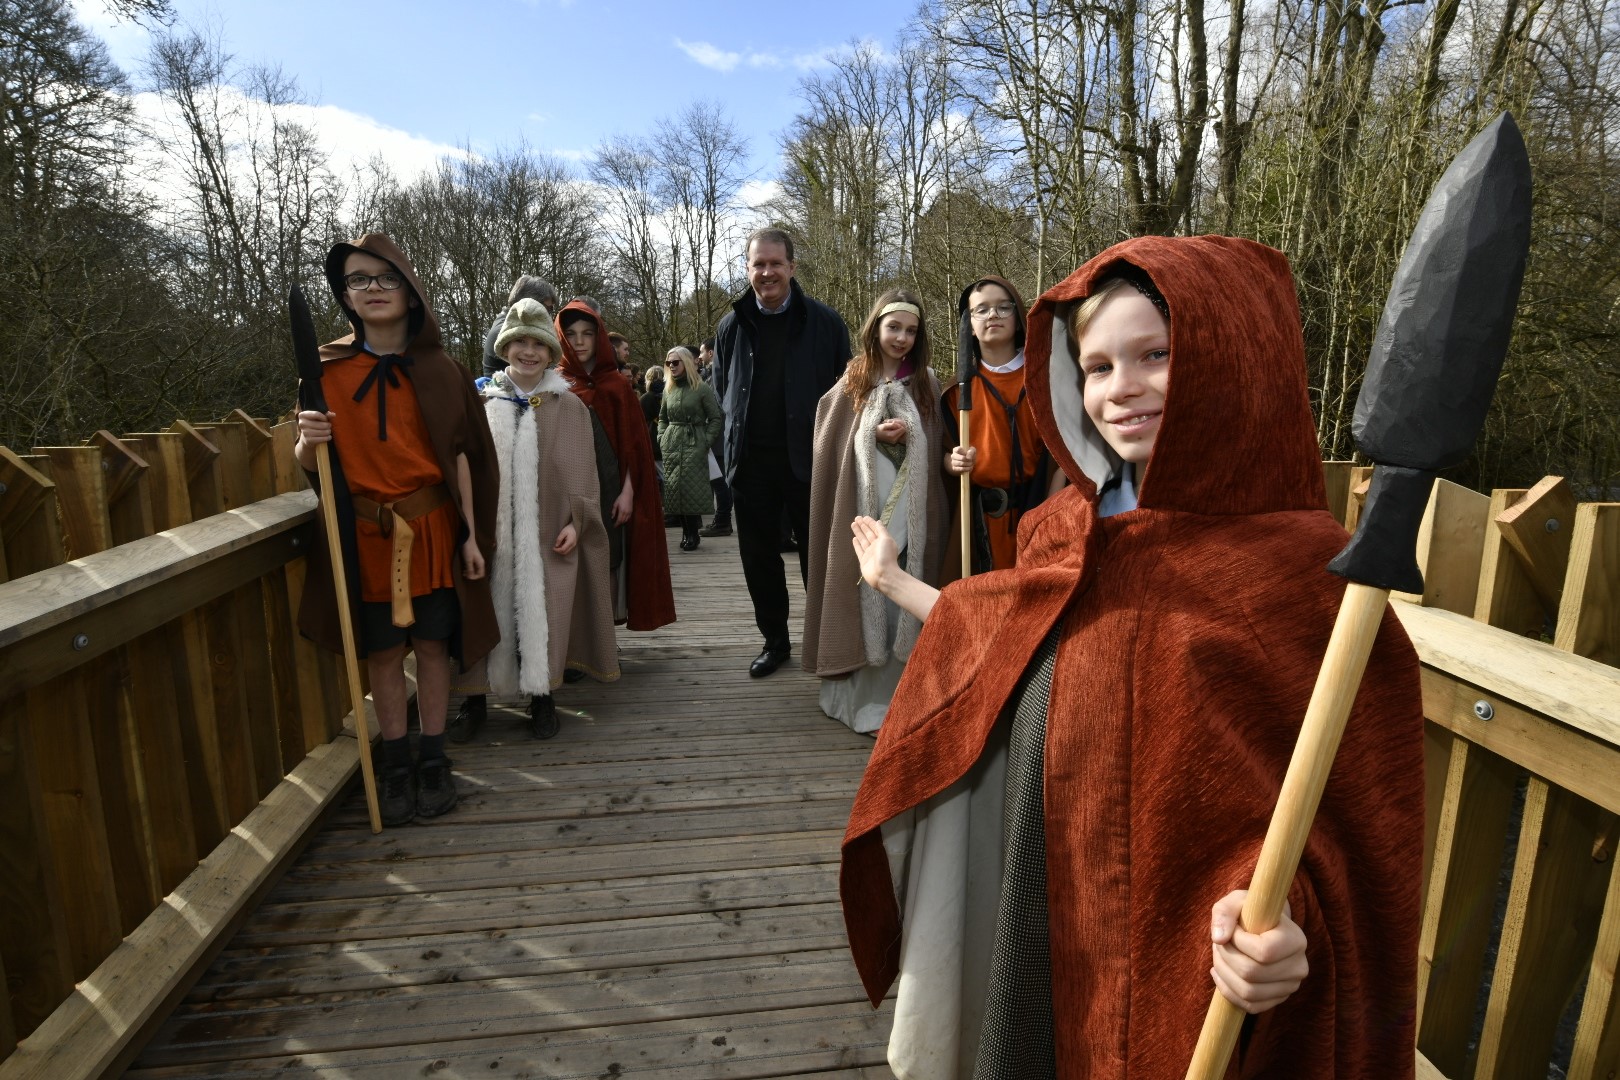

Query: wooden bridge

[1,420,1619,1079]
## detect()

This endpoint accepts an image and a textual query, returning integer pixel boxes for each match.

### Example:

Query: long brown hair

[844,288,934,415]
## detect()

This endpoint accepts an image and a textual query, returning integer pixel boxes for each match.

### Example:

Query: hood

[1024,234,1326,516]
[319,232,443,360]
[554,300,629,389]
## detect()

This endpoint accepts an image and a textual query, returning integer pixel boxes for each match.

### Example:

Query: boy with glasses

[942,276,1060,577]
[295,233,499,827]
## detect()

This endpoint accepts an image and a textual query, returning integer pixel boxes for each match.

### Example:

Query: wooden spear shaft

[313,441,383,834]
[1183,580,1389,1077]
[958,408,972,580]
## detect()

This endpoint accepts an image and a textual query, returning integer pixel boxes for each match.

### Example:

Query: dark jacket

[713,278,850,484]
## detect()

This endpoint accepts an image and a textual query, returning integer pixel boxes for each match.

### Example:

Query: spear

[955,301,978,579]
[291,283,383,834]
[1184,112,1532,1078]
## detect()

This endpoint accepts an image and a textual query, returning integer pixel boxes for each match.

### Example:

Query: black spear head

[289,283,327,415]
[956,308,977,410]
[1328,112,1532,591]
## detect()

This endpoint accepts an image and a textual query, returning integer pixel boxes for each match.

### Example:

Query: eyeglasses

[344,272,405,292]
[970,303,1017,320]
[665,361,683,368]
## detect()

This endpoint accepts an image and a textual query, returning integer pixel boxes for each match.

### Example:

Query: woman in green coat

[658,347,724,551]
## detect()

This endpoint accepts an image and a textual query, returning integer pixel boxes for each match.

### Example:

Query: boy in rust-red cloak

[841,235,1423,1078]
[296,233,499,827]
[554,300,676,632]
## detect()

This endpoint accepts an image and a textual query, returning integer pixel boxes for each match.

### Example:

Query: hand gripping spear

[290,283,383,835]
[1184,112,1531,1078]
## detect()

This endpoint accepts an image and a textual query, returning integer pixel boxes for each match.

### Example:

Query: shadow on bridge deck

[126,529,897,1079]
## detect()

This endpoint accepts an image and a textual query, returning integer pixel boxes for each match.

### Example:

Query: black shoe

[563,668,585,684]
[379,764,415,826]
[698,519,732,537]
[415,756,458,819]
[528,695,560,740]
[447,695,485,744]
[749,646,791,678]
[680,532,699,551]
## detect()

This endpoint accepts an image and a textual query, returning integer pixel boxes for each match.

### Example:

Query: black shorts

[360,587,458,652]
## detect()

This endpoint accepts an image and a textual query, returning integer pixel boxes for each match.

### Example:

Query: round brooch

[528,394,542,408]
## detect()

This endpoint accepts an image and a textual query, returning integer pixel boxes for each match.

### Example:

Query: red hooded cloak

[554,301,676,632]
[840,236,1423,1078]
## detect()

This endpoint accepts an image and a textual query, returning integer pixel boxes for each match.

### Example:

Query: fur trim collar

[483,386,552,694]
[853,377,929,665]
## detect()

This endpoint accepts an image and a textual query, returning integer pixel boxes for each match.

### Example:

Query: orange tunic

[322,352,459,602]
[943,364,1045,571]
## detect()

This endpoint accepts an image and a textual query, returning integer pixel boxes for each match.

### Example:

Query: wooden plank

[187,902,850,1000]
[1342,465,1373,533]
[1571,859,1620,1080]
[231,862,840,947]
[1473,780,1611,1078]
[1394,604,1620,751]
[1416,733,1517,1074]
[122,1000,895,1078]
[268,420,306,496]
[191,422,253,514]
[123,625,201,893]
[199,592,260,826]
[0,739,357,1080]
[223,411,274,503]
[35,447,111,559]
[1496,475,1577,617]
[1475,488,1539,636]
[0,449,62,582]
[22,675,122,983]
[1394,479,1490,615]
[0,701,73,1044]
[86,431,154,546]
[1322,460,1354,528]
[0,493,314,701]
[81,636,160,932]
[1555,503,1620,667]
[165,421,222,524]
[1421,667,1620,816]
[122,434,192,532]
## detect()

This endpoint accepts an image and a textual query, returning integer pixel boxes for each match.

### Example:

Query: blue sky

[78,0,921,188]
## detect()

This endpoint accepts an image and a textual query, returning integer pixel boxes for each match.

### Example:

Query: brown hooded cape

[296,232,500,667]
[840,236,1423,1078]
[554,300,676,632]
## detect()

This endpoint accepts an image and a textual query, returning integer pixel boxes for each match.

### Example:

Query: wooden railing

[0,439,1613,1077]
[0,416,367,1076]
[1324,463,1620,1079]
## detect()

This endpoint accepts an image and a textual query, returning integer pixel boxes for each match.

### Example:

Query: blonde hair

[664,347,700,386]
[1066,274,1172,354]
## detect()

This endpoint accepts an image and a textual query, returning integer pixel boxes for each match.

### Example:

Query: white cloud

[124,86,469,208]
[747,52,783,69]
[738,179,782,211]
[674,39,741,73]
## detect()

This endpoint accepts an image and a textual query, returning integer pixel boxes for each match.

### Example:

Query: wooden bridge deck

[125,531,897,1078]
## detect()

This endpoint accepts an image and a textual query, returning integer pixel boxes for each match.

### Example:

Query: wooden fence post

[0,450,63,582]
[1321,460,1355,528]
[1555,503,1620,1080]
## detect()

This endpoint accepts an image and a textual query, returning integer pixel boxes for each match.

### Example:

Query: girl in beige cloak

[450,299,620,742]
[802,289,949,733]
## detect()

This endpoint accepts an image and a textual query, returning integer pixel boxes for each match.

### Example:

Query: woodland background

[3,0,1616,492]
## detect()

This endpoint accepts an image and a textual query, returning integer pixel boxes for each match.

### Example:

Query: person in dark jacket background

[483,275,559,378]
[713,228,850,677]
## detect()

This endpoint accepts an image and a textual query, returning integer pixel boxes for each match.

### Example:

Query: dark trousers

[732,444,810,650]
[711,476,733,522]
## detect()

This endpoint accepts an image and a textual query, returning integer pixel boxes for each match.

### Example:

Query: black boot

[681,516,701,551]
[447,694,486,744]
[528,694,560,740]
[698,515,731,537]
[379,736,415,826]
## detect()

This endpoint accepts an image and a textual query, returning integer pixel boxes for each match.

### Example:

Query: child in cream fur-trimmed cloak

[451,299,620,742]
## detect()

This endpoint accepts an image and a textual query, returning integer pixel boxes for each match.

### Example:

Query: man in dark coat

[713,228,851,676]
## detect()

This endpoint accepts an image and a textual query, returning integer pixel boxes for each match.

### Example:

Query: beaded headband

[879,301,922,320]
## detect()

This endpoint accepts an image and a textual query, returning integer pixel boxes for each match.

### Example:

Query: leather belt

[350,483,452,626]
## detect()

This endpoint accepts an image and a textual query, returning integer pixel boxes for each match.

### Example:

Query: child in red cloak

[841,235,1423,1078]
[554,300,676,631]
